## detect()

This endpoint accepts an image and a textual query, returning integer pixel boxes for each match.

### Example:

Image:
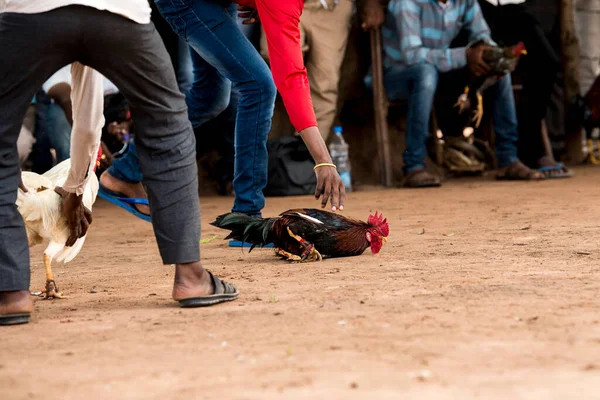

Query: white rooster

[16,159,99,299]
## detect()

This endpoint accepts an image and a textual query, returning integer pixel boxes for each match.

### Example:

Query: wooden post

[370,29,394,187]
[560,0,584,163]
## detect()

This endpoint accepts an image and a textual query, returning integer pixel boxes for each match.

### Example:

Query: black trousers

[0,6,201,291]
[479,1,561,165]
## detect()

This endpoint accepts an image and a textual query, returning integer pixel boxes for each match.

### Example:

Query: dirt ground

[3,168,600,400]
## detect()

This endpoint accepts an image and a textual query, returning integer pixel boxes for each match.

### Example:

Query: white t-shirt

[483,0,526,5]
[43,65,119,96]
[0,0,151,24]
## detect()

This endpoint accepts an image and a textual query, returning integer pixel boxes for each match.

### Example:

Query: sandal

[403,169,441,188]
[98,183,151,222]
[0,313,30,326]
[537,157,573,179]
[178,271,239,308]
[497,161,545,181]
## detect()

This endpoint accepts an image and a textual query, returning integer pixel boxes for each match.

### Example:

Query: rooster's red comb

[512,41,527,56]
[368,211,389,237]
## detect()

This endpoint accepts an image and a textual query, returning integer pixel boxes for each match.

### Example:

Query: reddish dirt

[2,168,600,399]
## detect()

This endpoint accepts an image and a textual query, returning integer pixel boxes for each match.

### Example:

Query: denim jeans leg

[384,64,438,173]
[491,74,520,168]
[186,50,232,127]
[155,0,277,217]
[46,102,72,162]
[107,141,143,184]
[177,43,193,95]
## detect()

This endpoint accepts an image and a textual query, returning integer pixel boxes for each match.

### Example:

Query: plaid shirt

[383,0,494,72]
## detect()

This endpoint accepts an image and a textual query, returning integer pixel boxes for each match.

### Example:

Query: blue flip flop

[98,184,152,222]
[537,163,573,179]
[228,240,274,248]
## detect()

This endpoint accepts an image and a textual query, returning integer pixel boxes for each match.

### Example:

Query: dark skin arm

[47,82,74,126]
[300,126,345,211]
[54,187,93,247]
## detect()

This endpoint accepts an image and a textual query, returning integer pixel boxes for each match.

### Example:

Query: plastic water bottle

[328,126,352,192]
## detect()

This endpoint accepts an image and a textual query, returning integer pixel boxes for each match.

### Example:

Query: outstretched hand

[314,166,345,212]
[237,6,259,24]
[54,186,93,247]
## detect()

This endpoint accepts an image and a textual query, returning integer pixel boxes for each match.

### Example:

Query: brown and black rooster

[455,41,527,127]
[211,209,389,262]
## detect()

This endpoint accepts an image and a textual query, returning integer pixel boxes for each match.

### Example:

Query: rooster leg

[42,253,66,299]
[471,91,484,128]
[286,227,323,263]
[454,86,470,114]
[274,248,302,262]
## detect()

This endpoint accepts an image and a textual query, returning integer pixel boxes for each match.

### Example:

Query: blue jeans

[43,102,71,162]
[176,42,193,94]
[384,63,519,172]
[155,0,277,216]
[107,141,143,184]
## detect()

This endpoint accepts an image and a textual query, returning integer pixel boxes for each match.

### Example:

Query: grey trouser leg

[0,11,78,291]
[73,9,201,264]
[0,7,200,293]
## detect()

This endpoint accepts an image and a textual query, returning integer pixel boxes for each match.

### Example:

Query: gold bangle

[313,163,337,171]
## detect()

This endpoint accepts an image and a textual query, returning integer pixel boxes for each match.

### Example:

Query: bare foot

[99,170,150,215]
[0,290,33,316]
[172,262,214,301]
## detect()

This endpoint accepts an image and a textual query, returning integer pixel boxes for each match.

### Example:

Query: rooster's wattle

[211,209,389,262]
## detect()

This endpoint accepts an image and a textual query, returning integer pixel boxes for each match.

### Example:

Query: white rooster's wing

[21,171,54,191]
[82,173,99,211]
[17,172,54,207]
[42,159,72,184]
[46,158,99,210]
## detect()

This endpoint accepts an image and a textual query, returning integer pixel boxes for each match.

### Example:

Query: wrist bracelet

[313,163,337,171]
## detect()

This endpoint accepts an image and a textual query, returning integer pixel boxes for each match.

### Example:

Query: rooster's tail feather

[55,236,86,264]
[210,213,275,249]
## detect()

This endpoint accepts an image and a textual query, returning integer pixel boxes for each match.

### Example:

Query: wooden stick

[370,29,393,187]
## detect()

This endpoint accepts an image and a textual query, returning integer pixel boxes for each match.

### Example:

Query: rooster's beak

[382,237,387,243]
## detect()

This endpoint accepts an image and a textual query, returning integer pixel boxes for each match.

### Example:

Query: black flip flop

[0,313,30,326]
[178,271,239,308]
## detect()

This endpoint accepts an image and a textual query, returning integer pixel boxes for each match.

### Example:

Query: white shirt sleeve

[61,63,105,195]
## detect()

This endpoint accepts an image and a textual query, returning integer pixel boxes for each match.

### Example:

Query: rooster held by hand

[211,209,389,262]
[17,157,99,299]
[456,41,527,128]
